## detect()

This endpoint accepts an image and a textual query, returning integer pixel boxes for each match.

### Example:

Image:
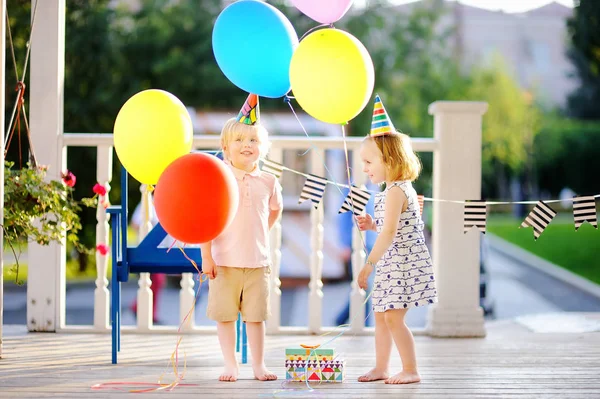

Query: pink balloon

[291,0,354,24]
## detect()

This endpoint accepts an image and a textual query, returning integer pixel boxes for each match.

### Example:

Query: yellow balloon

[290,29,374,124]
[114,90,193,184]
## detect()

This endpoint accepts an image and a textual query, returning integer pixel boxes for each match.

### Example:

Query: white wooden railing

[24,100,488,338]
[56,134,436,335]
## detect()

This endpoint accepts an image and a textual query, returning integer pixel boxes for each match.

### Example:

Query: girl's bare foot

[219,364,239,382]
[253,364,277,381]
[385,370,421,384]
[358,368,389,382]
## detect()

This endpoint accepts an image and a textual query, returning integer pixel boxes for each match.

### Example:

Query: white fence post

[27,0,66,332]
[426,101,488,337]
[266,148,283,334]
[136,185,153,330]
[93,146,112,330]
[308,149,325,334]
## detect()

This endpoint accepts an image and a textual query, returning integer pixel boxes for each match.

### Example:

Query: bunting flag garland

[573,196,598,230]
[338,185,371,216]
[417,194,424,216]
[463,200,487,234]
[520,201,557,240]
[260,158,284,179]
[299,174,328,209]
[251,157,596,241]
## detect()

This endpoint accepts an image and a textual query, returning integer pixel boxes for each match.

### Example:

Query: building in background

[395,1,575,107]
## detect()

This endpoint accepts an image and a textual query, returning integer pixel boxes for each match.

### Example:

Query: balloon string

[299,23,330,41]
[91,247,205,393]
[273,100,375,397]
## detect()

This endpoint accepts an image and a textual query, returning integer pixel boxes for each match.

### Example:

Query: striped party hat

[370,94,395,137]
[237,93,260,125]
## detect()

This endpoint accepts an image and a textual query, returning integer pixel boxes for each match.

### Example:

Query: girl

[356,95,437,384]
[201,93,282,382]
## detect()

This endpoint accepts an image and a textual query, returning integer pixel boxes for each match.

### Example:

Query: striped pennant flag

[298,174,328,209]
[573,196,598,230]
[417,194,424,216]
[463,200,487,234]
[338,185,371,216]
[520,201,556,240]
[261,158,284,179]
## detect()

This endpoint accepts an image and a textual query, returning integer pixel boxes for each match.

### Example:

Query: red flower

[96,244,109,256]
[61,170,76,187]
[93,183,107,196]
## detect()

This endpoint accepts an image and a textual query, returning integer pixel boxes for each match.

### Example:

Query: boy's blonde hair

[366,132,421,182]
[220,118,271,160]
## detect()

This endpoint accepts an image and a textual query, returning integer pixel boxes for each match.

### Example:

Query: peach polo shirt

[211,162,282,268]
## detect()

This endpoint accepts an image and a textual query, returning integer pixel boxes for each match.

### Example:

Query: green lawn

[488,214,600,285]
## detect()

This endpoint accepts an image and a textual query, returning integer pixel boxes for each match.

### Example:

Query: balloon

[212,0,298,98]
[290,29,374,124]
[290,0,353,24]
[114,90,193,185]
[153,153,239,244]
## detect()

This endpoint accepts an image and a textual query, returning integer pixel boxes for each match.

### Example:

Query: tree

[338,0,469,194]
[117,0,240,110]
[466,56,541,199]
[566,0,600,120]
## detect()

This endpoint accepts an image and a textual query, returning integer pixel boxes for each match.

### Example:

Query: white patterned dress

[371,181,438,312]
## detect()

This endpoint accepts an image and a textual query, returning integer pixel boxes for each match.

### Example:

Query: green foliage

[566,0,600,119]
[342,0,460,138]
[466,57,541,180]
[533,116,600,196]
[117,0,240,110]
[2,162,96,284]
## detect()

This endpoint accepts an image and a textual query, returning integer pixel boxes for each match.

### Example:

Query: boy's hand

[358,264,373,290]
[202,257,217,279]
[356,214,375,231]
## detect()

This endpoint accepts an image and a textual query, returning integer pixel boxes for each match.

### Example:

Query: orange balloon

[154,153,239,244]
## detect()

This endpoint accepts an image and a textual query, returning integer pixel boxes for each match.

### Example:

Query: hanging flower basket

[2,161,99,284]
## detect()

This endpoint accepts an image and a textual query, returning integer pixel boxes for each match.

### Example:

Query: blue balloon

[212,0,298,98]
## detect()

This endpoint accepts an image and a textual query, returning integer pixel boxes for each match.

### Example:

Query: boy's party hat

[369,94,395,137]
[237,93,260,125]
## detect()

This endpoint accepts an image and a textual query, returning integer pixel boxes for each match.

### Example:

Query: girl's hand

[358,264,373,290]
[356,214,375,231]
[202,257,217,279]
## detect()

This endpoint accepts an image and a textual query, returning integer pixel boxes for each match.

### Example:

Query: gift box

[285,359,345,383]
[285,348,334,362]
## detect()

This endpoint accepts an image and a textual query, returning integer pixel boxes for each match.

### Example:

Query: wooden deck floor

[2,315,600,398]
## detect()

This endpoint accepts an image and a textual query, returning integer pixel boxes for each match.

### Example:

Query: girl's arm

[365,186,406,265]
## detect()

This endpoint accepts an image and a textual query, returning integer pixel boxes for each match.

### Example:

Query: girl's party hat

[370,94,395,137]
[237,93,260,125]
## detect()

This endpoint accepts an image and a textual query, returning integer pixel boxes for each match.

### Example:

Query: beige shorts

[206,266,271,323]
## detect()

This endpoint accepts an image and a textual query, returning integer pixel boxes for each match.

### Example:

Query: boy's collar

[226,160,261,180]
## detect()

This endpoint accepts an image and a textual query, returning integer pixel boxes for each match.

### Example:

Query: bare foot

[219,364,239,382]
[385,370,421,384]
[358,368,389,382]
[253,364,278,381]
